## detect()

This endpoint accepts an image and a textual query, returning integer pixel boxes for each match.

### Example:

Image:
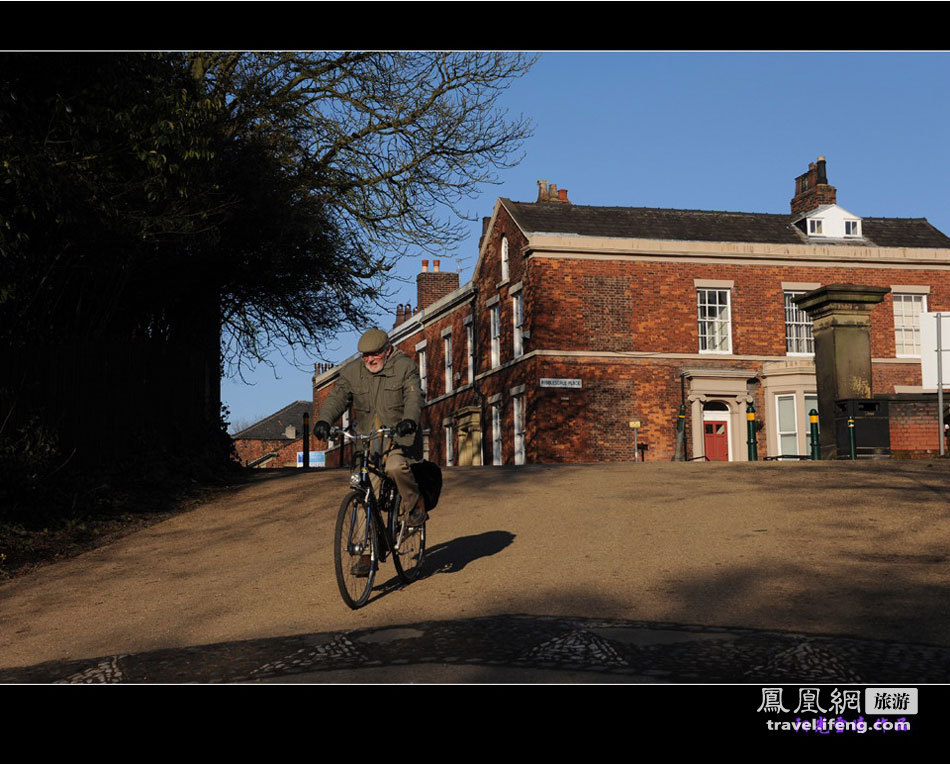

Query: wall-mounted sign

[297,451,326,468]
[540,378,582,389]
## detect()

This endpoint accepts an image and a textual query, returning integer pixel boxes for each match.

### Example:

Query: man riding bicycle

[314,328,427,574]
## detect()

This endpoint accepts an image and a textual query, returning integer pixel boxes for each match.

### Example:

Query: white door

[776,394,799,459]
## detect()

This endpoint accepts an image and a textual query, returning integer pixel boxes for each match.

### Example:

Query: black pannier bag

[410,459,443,512]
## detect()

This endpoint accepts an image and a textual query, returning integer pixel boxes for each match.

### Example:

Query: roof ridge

[505,199,941,225]
[503,198,792,218]
[499,198,950,248]
[232,400,312,439]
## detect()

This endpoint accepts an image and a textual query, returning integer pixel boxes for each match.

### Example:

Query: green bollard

[809,409,820,460]
[747,404,758,461]
[673,404,686,461]
[848,416,856,460]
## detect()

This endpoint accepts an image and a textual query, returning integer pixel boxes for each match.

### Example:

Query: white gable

[793,204,863,239]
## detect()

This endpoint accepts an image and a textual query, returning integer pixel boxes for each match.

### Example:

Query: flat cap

[357,328,390,354]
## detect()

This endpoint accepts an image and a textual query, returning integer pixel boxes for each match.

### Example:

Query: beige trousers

[370,451,421,513]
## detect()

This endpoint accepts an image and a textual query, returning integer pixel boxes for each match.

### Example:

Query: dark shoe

[408,506,428,527]
[350,554,372,577]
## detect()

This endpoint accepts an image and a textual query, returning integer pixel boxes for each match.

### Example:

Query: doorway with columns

[683,368,757,462]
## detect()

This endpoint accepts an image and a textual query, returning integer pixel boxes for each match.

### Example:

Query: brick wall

[479,207,527,290]
[233,437,303,467]
[529,256,947,365]
[885,397,948,458]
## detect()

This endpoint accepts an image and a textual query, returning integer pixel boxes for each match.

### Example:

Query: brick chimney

[536,179,570,204]
[416,258,460,310]
[791,156,836,216]
[394,304,405,328]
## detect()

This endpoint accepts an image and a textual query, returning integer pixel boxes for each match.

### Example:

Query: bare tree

[189,51,536,373]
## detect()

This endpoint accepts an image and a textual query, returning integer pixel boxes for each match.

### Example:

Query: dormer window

[795,204,862,240]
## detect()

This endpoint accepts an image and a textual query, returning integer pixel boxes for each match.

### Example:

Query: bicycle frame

[335,427,405,562]
[331,425,427,608]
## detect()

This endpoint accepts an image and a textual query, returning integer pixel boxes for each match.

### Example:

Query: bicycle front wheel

[392,503,426,584]
[334,490,377,609]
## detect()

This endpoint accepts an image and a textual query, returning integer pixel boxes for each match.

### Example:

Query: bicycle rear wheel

[334,490,377,609]
[391,502,426,584]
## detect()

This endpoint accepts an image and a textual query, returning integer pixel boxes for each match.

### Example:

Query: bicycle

[331,426,426,609]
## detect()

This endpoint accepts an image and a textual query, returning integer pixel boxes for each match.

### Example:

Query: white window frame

[893,292,927,357]
[466,321,474,384]
[331,409,351,449]
[697,288,732,354]
[443,333,453,394]
[512,394,525,465]
[418,348,427,393]
[512,290,524,358]
[767,389,819,458]
[808,218,823,235]
[844,219,861,237]
[500,236,509,283]
[444,424,454,466]
[491,403,502,465]
[784,291,814,356]
[490,304,501,368]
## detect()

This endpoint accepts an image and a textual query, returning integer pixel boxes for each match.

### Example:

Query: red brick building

[314,158,950,465]
[232,400,313,468]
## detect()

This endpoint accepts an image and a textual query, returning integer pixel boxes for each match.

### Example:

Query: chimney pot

[433,259,440,273]
[421,259,428,273]
[558,188,569,203]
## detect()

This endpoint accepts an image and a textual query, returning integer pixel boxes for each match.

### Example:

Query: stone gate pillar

[794,284,890,459]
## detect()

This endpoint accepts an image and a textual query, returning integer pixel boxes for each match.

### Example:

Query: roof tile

[503,200,950,249]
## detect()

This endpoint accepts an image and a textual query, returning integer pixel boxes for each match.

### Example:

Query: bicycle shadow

[371,530,515,600]
[422,530,515,576]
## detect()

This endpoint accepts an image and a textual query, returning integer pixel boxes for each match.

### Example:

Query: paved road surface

[2,460,950,684]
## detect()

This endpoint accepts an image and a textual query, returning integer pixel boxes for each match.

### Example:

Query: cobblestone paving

[3,615,950,684]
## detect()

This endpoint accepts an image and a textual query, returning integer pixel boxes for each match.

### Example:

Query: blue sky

[222,50,950,432]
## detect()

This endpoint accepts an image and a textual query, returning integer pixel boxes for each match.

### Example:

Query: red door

[704,421,729,461]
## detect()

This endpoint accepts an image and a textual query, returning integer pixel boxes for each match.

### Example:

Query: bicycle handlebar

[330,426,395,442]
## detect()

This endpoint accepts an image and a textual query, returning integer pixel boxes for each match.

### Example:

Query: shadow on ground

[423,530,515,574]
[5,610,950,685]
